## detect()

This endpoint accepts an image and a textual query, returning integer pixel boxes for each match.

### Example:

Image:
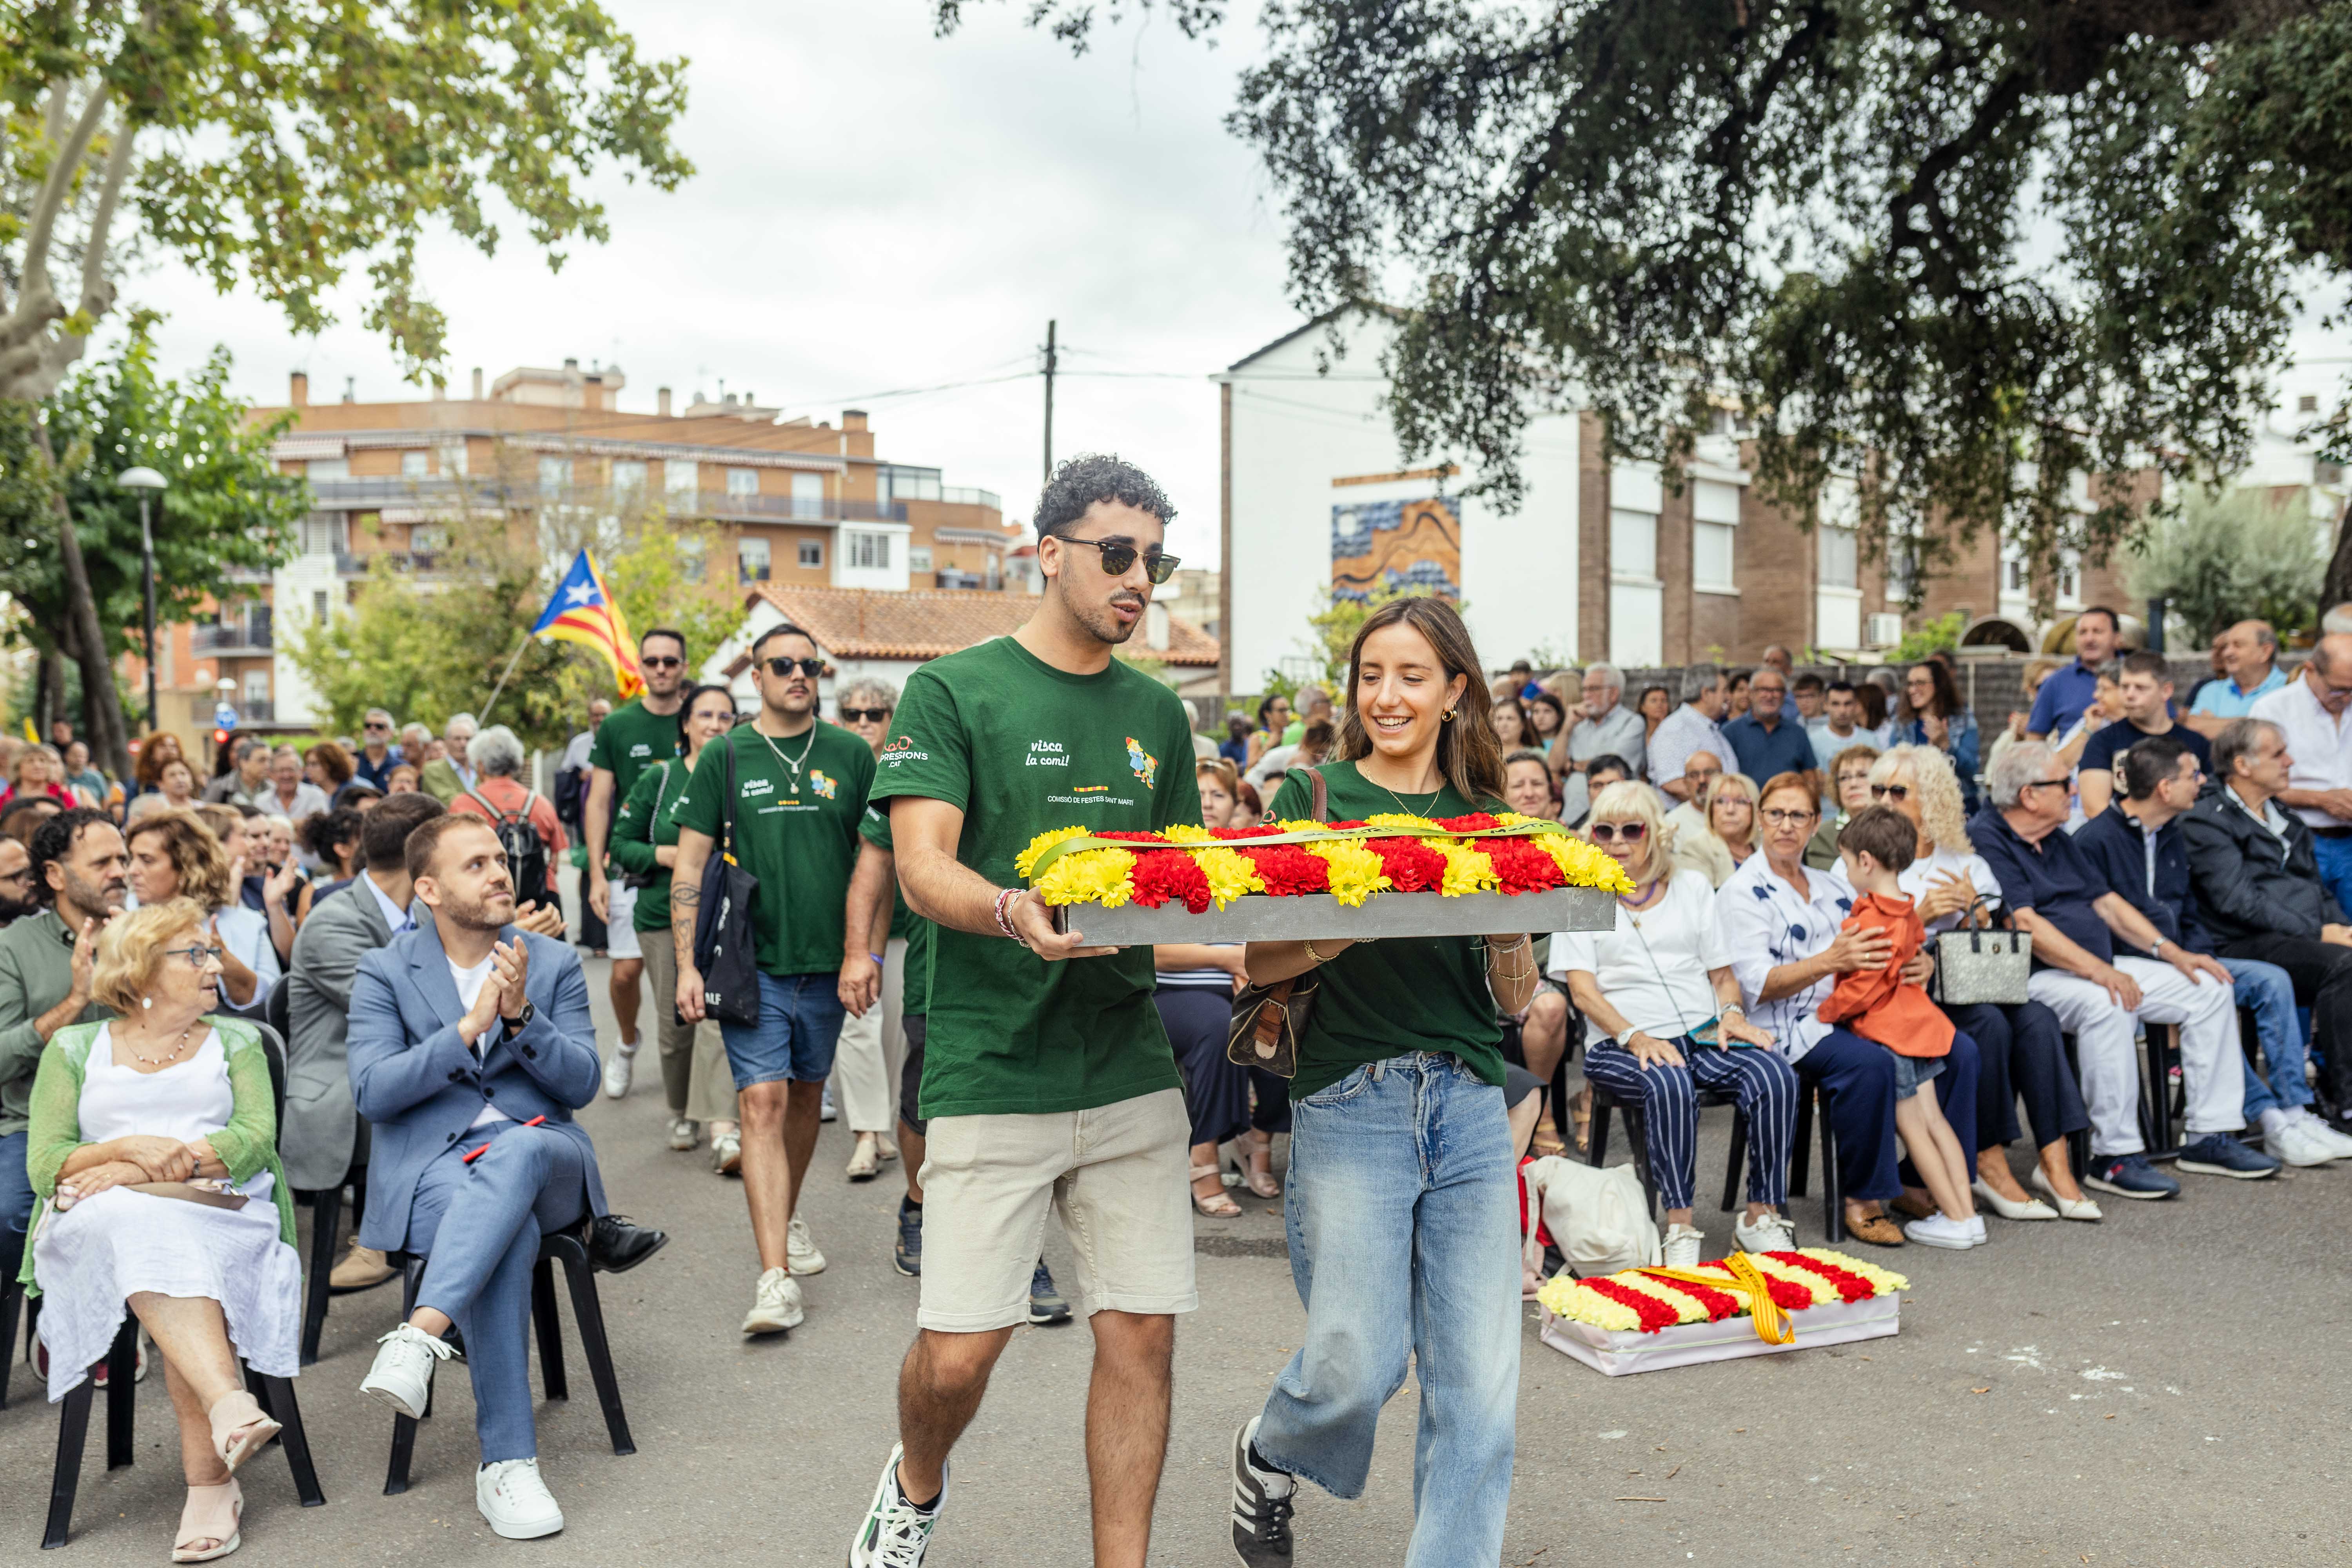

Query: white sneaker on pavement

[667,1116,699,1152]
[847,1443,943,1568]
[602,1044,636,1100]
[1903,1212,1978,1250]
[359,1322,456,1419]
[742,1267,805,1336]
[1731,1211,1795,1255]
[2295,1109,2352,1159]
[1965,1214,1988,1246]
[476,1457,564,1539]
[820,1088,838,1122]
[788,1213,827,1275]
[1661,1223,1704,1270]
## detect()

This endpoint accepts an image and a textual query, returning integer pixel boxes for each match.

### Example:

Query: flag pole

[480,633,534,725]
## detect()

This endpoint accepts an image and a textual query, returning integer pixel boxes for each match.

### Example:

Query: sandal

[1240,1131,1281,1198]
[207,1390,281,1477]
[1190,1163,1242,1219]
[1571,1088,1593,1152]
[173,1479,242,1562]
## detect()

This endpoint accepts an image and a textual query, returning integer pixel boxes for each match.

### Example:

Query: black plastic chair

[1786,1082,1847,1243]
[2137,1021,2184,1158]
[381,1219,634,1495]
[296,1167,369,1366]
[1583,1081,1751,1216]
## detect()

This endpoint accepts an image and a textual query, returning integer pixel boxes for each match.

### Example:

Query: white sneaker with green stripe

[847,1444,942,1568]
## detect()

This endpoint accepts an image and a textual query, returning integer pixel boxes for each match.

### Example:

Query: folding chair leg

[1623,1103,1660,1216]
[384,1260,423,1497]
[1790,1089,1813,1197]
[1584,1096,1610,1168]
[1720,1107,1749,1213]
[103,1322,136,1471]
[44,1376,94,1548]
[1819,1091,1845,1245]
[555,1243,634,1457]
[250,1369,327,1507]
[302,1184,343,1365]
[532,1256,568,1402]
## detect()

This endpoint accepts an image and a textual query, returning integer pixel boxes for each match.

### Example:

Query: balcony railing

[238,699,275,723]
[192,623,272,652]
[334,549,450,576]
[939,486,1001,510]
[307,476,908,525]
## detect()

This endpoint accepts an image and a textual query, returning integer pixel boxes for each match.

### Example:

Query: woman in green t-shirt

[1226,597,1538,1568]
[611,682,743,1170]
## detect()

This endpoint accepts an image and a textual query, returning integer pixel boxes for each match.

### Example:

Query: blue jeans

[0,1130,31,1280]
[2312,835,2352,927]
[1255,1054,1519,1568]
[2218,957,2308,1121]
[720,971,848,1091]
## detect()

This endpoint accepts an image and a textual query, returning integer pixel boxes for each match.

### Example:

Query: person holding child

[1816,806,1984,1249]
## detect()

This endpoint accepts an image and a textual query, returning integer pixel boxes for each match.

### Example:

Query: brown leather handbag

[1225,766,1328,1079]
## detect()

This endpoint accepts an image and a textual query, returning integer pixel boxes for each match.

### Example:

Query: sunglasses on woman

[839,707,891,724]
[764,657,826,678]
[1588,822,1648,843]
[1058,535,1181,585]
[1868,783,1911,801]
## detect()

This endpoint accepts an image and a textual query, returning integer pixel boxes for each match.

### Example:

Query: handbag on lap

[1928,897,2031,1006]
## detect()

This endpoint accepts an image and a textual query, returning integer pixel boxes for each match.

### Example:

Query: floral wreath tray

[1535,1249,1906,1377]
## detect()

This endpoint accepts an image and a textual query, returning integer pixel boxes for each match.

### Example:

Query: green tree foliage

[943,1,2352,613]
[2123,486,2324,645]
[1299,584,1450,689]
[1890,612,1967,663]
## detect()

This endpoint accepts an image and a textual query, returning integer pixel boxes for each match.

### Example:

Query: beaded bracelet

[993,886,1027,946]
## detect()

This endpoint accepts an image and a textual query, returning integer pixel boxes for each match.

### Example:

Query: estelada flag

[532,549,644,699]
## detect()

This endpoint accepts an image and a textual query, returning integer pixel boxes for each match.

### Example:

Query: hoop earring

[1440,707,1457,722]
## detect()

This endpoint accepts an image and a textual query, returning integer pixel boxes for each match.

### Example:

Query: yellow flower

[1305,838,1392,906]
[1802,1248,1909,1295]
[1161,822,1216,845]
[1747,1253,1837,1307]
[1015,825,1093,880]
[1535,1275,1640,1330]
[1539,832,1636,894]
[1274,818,1324,835]
[1367,811,1439,833]
[1436,841,1498,897]
[1194,846,1264,909]
[1031,846,1136,908]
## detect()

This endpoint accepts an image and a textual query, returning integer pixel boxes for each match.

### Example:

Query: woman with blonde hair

[20,898,304,1561]
[1671,769,1761,888]
[125,811,279,1011]
[1869,745,2092,1220]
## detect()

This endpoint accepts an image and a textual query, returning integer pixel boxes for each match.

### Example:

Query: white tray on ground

[1537,1294,1900,1376]
[1048,885,1617,944]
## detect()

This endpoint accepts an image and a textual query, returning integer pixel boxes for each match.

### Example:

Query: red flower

[1435,812,1501,833]
[1775,1252,1878,1303]
[1700,1261,1816,1313]
[1094,830,1171,844]
[1640,1270,1742,1323]
[1240,844,1330,896]
[1325,818,1371,831]
[1486,838,1566,895]
[1209,826,1284,840]
[1127,849,1211,913]
[1581,1277,1681,1334]
[1366,836,1449,892]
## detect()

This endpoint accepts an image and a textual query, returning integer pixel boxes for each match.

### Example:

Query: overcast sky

[130,3,1292,571]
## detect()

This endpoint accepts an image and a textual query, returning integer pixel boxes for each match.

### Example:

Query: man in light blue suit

[348,812,665,1539]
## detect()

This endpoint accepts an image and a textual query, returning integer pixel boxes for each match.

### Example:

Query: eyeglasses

[641,655,684,670]
[1588,822,1648,843]
[1056,535,1181,584]
[363,720,391,731]
[1760,808,1815,826]
[2020,778,2069,795]
[764,657,825,678]
[163,945,226,969]
[839,707,891,724]
[1868,783,1911,802]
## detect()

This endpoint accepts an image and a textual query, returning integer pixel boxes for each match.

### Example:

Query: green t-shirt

[1270,760,1507,1100]
[867,637,1201,1119]
[675,721,876,977]
[859,805,930,1016]
[609,757,694,933]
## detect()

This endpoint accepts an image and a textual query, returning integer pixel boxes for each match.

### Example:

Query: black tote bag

[691,737,764,1027]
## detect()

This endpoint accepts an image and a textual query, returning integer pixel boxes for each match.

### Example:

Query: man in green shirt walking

[672,624,875,1339]
[584,627,688,1099]
[844,454,1201,1568]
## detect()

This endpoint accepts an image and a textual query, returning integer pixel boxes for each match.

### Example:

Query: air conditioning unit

[1865,613,1905,649]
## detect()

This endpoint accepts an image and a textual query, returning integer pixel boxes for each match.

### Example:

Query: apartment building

[136,360,1022,744]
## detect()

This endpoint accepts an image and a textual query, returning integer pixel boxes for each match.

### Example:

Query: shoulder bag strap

[1307,763,1329,824]
[720,733,739,864]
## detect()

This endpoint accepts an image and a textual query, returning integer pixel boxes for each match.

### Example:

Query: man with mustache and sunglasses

[845,454,1202,1568]
[672,623,876,1337]
[584,628,690,1101]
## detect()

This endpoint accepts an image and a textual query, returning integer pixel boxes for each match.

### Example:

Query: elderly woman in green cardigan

[21,898,303,1563]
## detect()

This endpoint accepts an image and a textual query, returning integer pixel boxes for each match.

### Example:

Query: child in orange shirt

[1819,806,1981,1250]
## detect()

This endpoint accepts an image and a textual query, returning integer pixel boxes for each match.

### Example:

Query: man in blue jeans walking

[671,625,877,1338]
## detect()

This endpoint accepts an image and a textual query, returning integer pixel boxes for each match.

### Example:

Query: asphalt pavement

[0,947,2344,1567]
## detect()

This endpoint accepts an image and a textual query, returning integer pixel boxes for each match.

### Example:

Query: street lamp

[118,466,168,736]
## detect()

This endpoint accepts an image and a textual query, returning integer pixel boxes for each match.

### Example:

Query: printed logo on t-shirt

[627,742,652,760]
[881,735,929,765]
[810,769,839,800]
[742,775,774,799]
[1125,737,1157,788]
[1026,739,1067,768]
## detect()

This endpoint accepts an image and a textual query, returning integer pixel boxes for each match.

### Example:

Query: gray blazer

[282,878,400,1190]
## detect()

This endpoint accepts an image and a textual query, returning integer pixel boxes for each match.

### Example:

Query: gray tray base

[1048,885,1615,944]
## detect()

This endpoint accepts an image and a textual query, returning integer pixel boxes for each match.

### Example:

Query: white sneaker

[2265,1118,2339,1167]
[2294,1109,2352,1159]
[1661,1222,1704,1270]
[602,1044,636,1100]
[1965,1214,1988,1246]
[846,1132,880,1182]
[847,1443,943,1567]
[358,1322,456,1419]
[1902,1212,1977,1250]
[820,1088,838,1123]
[788,1213,827,1275]
[1731,1211,1795,1256]
[742,1267,804,1336]
[667,1116,699,1152]
[476,1457,564,1539]
[712,1131,742,1175]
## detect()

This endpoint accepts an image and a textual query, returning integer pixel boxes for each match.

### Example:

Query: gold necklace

[120,1017,203,1069]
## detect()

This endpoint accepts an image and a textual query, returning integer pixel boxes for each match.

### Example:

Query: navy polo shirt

[2078,720,2210,780]
[2074,804,2212,955]
[2027,660,2102,737]
[1721,712,1818,787]
[1966,805,2115,967]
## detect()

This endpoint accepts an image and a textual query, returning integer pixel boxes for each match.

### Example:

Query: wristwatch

[2149,937,2167,956]
[499,1001,536,1039]
[1614,1026,1640,1048]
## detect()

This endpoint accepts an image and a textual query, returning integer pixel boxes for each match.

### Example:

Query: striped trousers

[1580,1038,1799,1210]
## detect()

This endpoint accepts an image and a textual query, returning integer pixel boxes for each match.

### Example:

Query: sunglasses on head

[840,706,891,724]
[1868,783,1911,801]
[1588,821,1648,843]
[1058,534,1180,585]
[764,657,825,678]
[641,654,683,669]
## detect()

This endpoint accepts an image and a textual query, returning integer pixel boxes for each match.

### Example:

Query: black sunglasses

[840,706,891,724]
[1868,783,1911,801]
[765,657,825,678]
[1058,535,1180,585]
[1588,822,1648,842]
[641,654,684,669]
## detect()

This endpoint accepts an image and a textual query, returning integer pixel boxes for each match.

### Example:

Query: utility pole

[1042,319,1058,482]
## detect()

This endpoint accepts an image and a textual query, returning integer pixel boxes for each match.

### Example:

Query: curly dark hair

[1033,452,1175,538]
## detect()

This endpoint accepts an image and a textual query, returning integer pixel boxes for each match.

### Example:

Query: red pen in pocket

[463,1114,547,1164]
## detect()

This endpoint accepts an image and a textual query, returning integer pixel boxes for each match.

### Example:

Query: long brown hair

[1334,597,1506,806]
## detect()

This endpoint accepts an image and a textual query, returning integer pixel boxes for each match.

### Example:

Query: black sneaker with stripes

[1230,1417,1295,1566]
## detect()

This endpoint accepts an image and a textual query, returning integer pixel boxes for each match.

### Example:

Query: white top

[1896,845,2004,936]
[1714,852,1856,1062]
[1646,704,1732,797]
[212,904,281,1002]
[79,1025,231,1146]
[1563,706,1650,823]
[2252,675,2352,830]
[450,953,512,1130]
[1547,870,1726,1040]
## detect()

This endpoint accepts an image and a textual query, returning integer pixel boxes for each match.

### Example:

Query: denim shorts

[1887,1049,1945,1102]
[720,970,848,1090]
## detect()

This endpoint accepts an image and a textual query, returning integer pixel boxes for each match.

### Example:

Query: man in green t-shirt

[671,623,875,1339]
[845,454,1200,1568]
[583,627,688,1099]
